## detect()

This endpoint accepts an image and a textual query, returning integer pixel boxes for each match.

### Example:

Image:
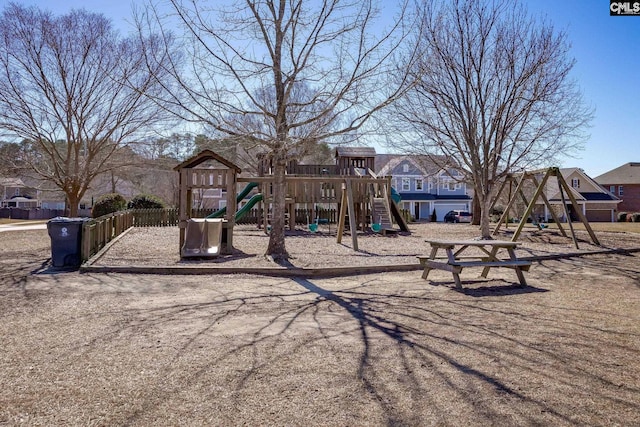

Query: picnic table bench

[417,239,532,289]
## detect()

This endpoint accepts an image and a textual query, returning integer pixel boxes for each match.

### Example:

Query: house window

[448,182,456,191]
[619,186,624,196]
[415,179,423,191]
[402,178,410,191]
[571,178,580,188]
[402,164,409,173]
[14,188,20,196]
[609,185,616,193]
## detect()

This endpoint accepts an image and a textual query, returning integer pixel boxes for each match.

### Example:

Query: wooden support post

[336,183,348,244]
[346,179,358,251]
[530,173,567,237]
[494,173,528,235]
[556,173,601,246]
[511,170,551,241]
[557,176,579,249]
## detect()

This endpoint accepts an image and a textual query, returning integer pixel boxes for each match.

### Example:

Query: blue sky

[6,0,639,177]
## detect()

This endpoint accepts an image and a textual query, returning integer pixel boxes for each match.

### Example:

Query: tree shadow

[8,262,640,426]
[458,283,549,297]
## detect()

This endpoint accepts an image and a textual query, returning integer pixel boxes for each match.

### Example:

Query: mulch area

[90,222,640,270]
[1,225,639,426]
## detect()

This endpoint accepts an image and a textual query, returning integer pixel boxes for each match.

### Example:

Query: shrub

[618,212,628,222]
[490,205,504,216]
[631,212,640,222]
[92,193,127,218]
[127,194,165,210]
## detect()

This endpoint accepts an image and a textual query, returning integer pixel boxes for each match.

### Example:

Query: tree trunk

[67,192,80,217]
[472,198,481,226]
[473,185,493,239]
[480,197,492,239]
[266,152,289,261]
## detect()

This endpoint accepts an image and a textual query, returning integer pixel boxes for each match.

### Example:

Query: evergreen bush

[127,194,165,210]
[92,193,127,218]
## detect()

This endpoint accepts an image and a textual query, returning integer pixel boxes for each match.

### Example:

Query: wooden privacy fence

[132,208,180,227]
[129,207,340,227]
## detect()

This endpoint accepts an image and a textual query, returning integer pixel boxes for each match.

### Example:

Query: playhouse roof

[334,146,376,158]
[173,149,242,173]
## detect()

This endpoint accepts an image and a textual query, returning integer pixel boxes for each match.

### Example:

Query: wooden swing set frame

[492,167,600,249]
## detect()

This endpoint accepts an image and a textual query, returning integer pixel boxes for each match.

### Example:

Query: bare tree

[136,133,195,162]
[0,4,174,216]
[388,0,592,237]
[137,0,417,260]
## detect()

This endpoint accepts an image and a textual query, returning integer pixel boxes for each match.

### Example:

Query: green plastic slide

[390,186,402,204]
[206,182,258,219]
[234,193,263,221]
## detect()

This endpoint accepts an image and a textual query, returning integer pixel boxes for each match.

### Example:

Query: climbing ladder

[371,197,395,232]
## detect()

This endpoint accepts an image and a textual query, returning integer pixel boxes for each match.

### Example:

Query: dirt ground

[1,225,639,426]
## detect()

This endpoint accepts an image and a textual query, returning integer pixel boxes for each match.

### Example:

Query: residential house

[536,168,621,222]
[0,177,39,208]
[376,155,472,221]
[594,162,640,214]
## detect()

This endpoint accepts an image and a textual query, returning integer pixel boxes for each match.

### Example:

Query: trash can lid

[48,216,90,223]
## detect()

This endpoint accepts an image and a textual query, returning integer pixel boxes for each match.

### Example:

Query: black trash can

[47,217,89,268]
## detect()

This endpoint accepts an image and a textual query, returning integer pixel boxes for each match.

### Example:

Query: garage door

[586,209,613,222]
[434,204,468,222]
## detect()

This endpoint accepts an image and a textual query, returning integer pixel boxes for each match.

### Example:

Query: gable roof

[375,154,456,177]
[561,168,611,193]
[594,162,640,185]
[0,177,26,187]
[173,149,241,173]
[545,168,619,201]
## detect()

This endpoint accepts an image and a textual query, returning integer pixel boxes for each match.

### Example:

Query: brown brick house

[594,162,640,214]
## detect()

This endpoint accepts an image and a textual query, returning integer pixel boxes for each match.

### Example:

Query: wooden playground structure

[174,147,409,257]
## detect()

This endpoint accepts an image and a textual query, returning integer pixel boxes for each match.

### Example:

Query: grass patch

[0,219,49,225]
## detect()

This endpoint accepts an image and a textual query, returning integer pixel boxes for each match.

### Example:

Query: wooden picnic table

[417,239,532,289]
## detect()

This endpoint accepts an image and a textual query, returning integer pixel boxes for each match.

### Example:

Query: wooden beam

[557,175,579,249]
[336,183,347,244]
[511,169,550,241]
[556,173,601,246]
[530,173,567,237]
[346,179,358,251]
[494,173,527,235]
